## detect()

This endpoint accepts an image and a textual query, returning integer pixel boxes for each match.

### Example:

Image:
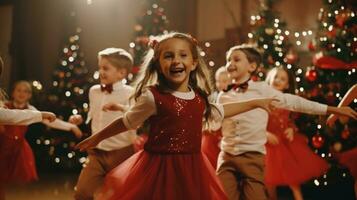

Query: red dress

[201,129,222,169]
[0,103,38,184]
[99,87,227,200]
[338,148,357,178]
[265,108,329,186]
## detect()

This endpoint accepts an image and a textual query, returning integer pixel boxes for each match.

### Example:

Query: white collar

[112,80,124,91]
[166,86,195,100]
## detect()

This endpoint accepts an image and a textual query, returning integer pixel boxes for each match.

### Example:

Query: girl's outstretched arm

[75,117,127,152]
[223,98,278,118]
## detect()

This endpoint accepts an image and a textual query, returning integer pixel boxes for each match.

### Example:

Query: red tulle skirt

[337,147,357,178]
[265,133,329,186]
[0,134,38,184]
[201,130,222,169]
[98,150,227,200]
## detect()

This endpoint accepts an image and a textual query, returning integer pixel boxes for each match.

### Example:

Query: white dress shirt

[217,81,328,156]
[88,81,136,151]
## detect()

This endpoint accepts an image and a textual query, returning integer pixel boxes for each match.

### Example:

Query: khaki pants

[74,145,134,200]
[217,151,267,200]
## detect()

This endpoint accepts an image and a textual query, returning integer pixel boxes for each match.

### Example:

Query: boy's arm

[262,83,327,115]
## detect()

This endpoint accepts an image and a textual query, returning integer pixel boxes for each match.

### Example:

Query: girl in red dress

[0,81,82,199]
[327,84,357,199]
[264,67,329,200]
[76,32,276,200]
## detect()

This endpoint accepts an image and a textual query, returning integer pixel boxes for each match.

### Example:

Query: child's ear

[248,62,257,73]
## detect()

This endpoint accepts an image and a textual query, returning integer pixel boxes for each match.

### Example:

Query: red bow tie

[100,84,113,94]
[224,80,249,93]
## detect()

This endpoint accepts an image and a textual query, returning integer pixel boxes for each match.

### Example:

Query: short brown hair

[98,48,133,72]
[226,44,262,67]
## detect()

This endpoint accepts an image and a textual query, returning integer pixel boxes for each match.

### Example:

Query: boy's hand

[41,112,56,122]
[102,103,125,112]
[71,126,83,139]
[75,135,100,152]
[267,132,279,145]
[329,106,357,120]
[69,114,83,125]
[284,128,294,142]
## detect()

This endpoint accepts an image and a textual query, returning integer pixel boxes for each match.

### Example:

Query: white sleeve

[85,87,95,124]
[122,90,156,130]
[0,107,42,125]
[261,83,327,115]
[29,105,75,131]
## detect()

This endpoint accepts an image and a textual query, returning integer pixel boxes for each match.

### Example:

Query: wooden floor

[4,172,356,200]
[5,173,77,200]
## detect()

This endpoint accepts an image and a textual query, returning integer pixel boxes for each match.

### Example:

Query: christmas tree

[128,0,169,80]
[249,0,356,198]
[29,26,92,171]
[248,0,300,81]
[297,0,357,188]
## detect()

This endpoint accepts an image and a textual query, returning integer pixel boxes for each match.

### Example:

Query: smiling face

[226,50,256,83]
[271,68,290,92]
[157,38,197,91]
[98,57,127,85]
[12,82,32,105]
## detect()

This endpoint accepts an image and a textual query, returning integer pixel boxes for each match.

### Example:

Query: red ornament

[312,134,325,148]
[305,69,318,82]
[336,12,348,27]
[341,126,350,139]
[251,75,258,81]
[327,28,336,38]
[308,41,316,51]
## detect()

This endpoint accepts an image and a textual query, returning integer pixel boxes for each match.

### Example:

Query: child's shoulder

[89,84,101,92]
[121,84,135,92]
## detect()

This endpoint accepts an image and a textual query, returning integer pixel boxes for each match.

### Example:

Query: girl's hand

[102,103,125,112]
[256,98,279,113]
[41,112,56,122]
[68,114,83,125]
[71,126,83,139]
[75,135,101,152]
[267,132,279,145]
[284,128,294,142]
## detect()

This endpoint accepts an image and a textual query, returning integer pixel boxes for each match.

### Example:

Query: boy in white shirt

[70,48,136,200]
[217,45,357,200]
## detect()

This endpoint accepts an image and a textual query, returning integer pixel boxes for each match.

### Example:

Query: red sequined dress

[265,108,329,186]
[99,86,227,200]
[0,102,38,184]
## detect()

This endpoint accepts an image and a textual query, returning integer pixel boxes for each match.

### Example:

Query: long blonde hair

[132,32,214,121]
